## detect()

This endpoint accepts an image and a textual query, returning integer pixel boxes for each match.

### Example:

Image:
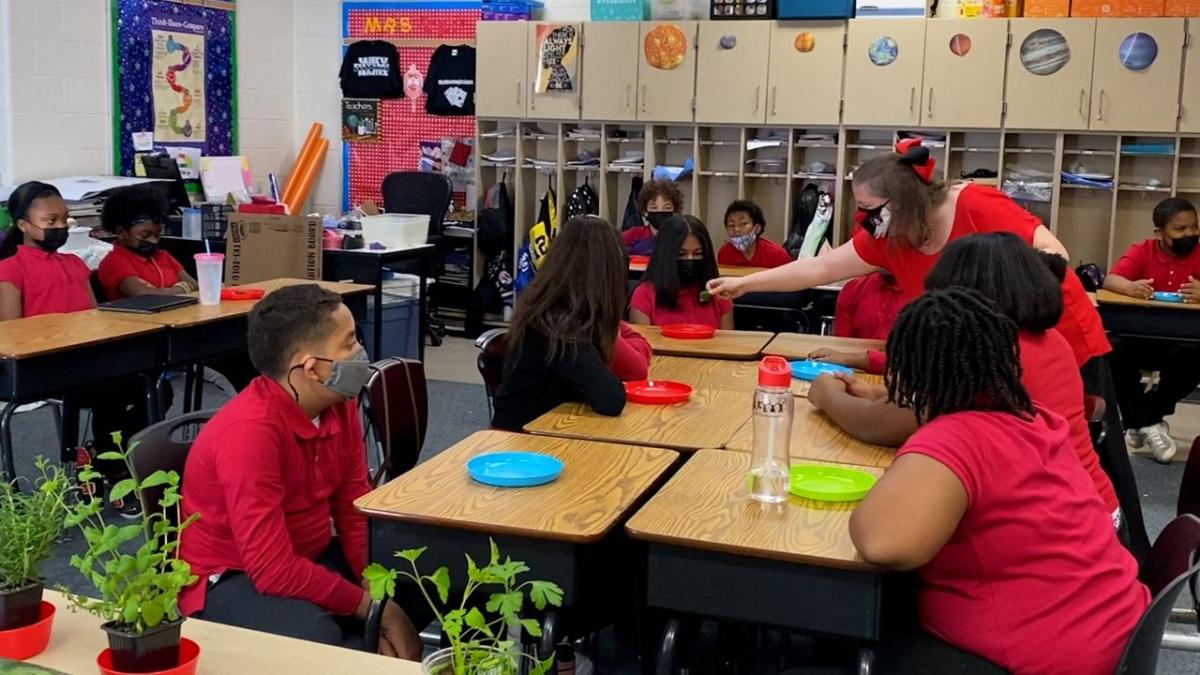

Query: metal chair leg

[0,402,18,483]
[857,647,875,675]
[538,611,561,664]
[657,619,681,675]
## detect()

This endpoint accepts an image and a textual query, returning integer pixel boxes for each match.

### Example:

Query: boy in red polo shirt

[716,200,794,268]
[1104,197,1200,463]
[96,186,197,300]
[179,285,422,658]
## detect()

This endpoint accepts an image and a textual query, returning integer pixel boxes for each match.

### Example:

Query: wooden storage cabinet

[475,21,529,118]
[766,22,845,126]
[1182,19,1200,134]
[1089,19,1185,133]
[920,19,1007,129]
[581,22,640,122]
[843,19,927,127]
[637,21,700,123]
[695,21,771,124]
[1006,19,1096,131]
[526,23,582,120]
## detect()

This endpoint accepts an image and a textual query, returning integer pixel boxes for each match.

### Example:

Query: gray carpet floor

[4,378,1197,673]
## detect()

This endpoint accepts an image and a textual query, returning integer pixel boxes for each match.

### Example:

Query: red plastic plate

[624,380,693,405]
[221,288,265,301]
[661,323,716,340]
[629,255,650,267]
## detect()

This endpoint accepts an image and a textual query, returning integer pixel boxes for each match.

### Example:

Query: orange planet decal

[644,24,687,70]
[795,32,815,53]
[949,33,972,57]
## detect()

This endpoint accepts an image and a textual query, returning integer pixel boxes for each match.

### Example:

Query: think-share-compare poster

[151,11,207,143]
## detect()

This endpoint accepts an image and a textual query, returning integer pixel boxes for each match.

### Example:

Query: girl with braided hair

[849,288,1147,675]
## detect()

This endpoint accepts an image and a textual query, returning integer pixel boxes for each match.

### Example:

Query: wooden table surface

[1095,288,1200,311]
[0,310,164,359]
[26,591,422,674]
[630,325,775,360]
[113,278,374,328]
[629,263,765,277]
[355,430,678,543]
[725,398,896,468]
[764,333,886,361]
[649,355,865,397]
[525,387,754,452]
[625,449,880,571]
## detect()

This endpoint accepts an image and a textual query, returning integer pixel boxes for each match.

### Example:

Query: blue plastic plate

[466,452,564,488]
[1152,291,1185,303]
[790,360,854,381]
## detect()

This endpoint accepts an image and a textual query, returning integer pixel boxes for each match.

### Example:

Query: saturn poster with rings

[151,11,207,143]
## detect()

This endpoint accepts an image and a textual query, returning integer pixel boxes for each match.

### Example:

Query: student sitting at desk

[716,199,793,268]
[97,185,197,300]
[0,181,93,318]
[493,216,642,431]
[808,270,905,373]
[179,284,423,658]
[630,216,733,330]
[622,179,684,257]
[1102,197,1200,463]
[848,288,1147,675]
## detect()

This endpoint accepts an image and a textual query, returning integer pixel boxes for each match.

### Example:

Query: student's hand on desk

[808,373,848,411]
[1127,278,1156,301]
[706,276,746,300]
[809,348,868,371]
[378,600,422,660]
[1182,277,1200,304]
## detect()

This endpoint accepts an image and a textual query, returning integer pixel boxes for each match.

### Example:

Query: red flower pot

[97,637,200,675]
[0,600,55,660]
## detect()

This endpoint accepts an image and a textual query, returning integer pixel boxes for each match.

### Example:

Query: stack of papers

[481,152,516,166]
[566,127,601,140]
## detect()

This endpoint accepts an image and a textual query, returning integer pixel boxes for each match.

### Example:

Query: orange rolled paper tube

[285,138,329,215]
[283,123,324,206]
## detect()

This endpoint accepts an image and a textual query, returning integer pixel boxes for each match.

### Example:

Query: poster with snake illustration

[151,11,207,143]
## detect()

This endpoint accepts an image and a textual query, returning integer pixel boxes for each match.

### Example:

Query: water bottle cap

[758,356,791,388]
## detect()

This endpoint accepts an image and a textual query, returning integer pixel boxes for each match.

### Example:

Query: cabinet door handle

[927,87,934,117]
[770,86,777,116]
[909,87,915,114]
[754,86,761,113]
[1078,88,1085,120]
[1097,89,1105,122]
[625,84,631,109]
[516,81,521,106]
[640,84,647,113]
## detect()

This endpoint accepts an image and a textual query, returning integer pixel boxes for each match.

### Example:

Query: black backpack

[621,177,645,231]
[566,180,598,218]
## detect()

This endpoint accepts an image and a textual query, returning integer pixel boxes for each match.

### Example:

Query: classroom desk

[0,312,164,481]
[725,398,896,468]
[629,325,775,360]
[625,450,884,665]
[26,591,422,674]
[628,263,765,277]
[1095,288,1200,343]
[764,333,886,360]
[524,387,754,453]
[355,430,678,650]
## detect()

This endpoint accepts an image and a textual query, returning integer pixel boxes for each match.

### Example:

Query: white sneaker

[1141,422,1177,464]
[1125,428,1146,450]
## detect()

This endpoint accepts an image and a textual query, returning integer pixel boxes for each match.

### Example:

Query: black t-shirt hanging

[340,41,403,99]
[424,45,476,116]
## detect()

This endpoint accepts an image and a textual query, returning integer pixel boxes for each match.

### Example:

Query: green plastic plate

[789,464,877,502]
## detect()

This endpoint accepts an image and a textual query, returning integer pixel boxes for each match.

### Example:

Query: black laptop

[99,295,199,314]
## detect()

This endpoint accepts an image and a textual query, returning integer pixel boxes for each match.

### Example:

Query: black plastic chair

[1085,394,1107,447]
[126,410,216,519]
[360,358,427,487]
[381,171,453,347]
[1180,437,1200,520]
[473,329,508,418]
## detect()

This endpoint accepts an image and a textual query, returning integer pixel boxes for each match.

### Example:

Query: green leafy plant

[60,432,198,634]
[0,458,71,591]
[364,539,564,675]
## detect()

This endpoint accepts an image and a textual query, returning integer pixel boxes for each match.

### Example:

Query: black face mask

[1168,235,1199,257]
[677,259,703,285]
[645,212,672,230]
[132,239,159,258]
[33,227,69,252]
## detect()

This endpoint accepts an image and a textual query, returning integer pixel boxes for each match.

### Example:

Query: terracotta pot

[0,600,55,660]
[100,618,184,673]
[0,581,44,631]
[97,637,199,675]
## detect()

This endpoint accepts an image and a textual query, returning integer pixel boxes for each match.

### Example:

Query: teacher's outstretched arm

[706,240,876,299]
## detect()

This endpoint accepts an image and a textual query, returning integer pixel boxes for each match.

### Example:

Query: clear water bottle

[748,356,793,503]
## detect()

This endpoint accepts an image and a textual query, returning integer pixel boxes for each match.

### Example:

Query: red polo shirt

[852,183,1111,367]
[611,321,652,381]
[1110,238,1200,292]
[833,273,906,342]
[0,244,93,317]
[717,237,794,268]
[179,377,370,617]
[630,281,733,328]
[97,244,185,300]
[623,226,656,256]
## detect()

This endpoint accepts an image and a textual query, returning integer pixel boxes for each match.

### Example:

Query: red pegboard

[345,5,479,209]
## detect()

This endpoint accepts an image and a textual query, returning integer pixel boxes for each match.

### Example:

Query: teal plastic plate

[789,464,877,502]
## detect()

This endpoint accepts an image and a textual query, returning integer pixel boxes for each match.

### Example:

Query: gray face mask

[289,349,371,401]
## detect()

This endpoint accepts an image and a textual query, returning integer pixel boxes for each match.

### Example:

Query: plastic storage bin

[778,0,854,17]
[362,276,420,361]
[592,0,648,20]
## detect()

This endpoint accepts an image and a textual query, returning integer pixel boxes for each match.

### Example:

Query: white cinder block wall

[292,0,343,215]
[237,0,297,197]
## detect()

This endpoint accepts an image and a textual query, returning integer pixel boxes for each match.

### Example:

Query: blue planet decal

[1020,29,1070,77]
[1119,32,1157,71]
[869,36,899,67]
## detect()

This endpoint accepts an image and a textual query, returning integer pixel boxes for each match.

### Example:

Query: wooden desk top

[355,430,677,543]
[115,278,374,328]
[625,449,881,571]
[1096,288,1200,311]
[629,263,765,277]
[0,311,163,359]
[630,325,775,360]
[524,387,753,452]
[764,333,886,360]
[650,355,839,397]
[725,398,895,468]
[27,591,422,674]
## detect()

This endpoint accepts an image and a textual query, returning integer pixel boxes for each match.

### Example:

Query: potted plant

[0,458,70,660]
[364,539,564,675]
[61,433,199,674]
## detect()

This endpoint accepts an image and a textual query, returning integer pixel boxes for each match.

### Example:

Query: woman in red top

[97,185,197,300]
[716,200,793,268]
[630,216,733,329]
[0,181,94,319]
[849,288,1147,675]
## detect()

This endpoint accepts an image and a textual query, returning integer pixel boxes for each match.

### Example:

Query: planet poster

[868,36,899,67]
[949,33,972,57]
[1020,29,1070,77]
[795,32,815,53]
[644,24,688,71]
[1119,32,1157,71]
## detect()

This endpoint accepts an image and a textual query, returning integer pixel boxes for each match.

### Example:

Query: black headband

[6,181,61,224]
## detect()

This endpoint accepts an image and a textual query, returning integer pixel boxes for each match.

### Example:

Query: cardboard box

[1071,0,1163,14]
[225,213,323,285]
[1164,0,1200,14]
[1023,0,1070,16]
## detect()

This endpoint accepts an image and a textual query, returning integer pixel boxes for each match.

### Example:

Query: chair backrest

[1116,558,1200,674]
[1180,437,1200,519]
[474,329,508,417]
[380,172,453,240]
[127,411,216,519]
[1084,394,1107,446]
[1140,514,1200,597]
[361,358,427,486]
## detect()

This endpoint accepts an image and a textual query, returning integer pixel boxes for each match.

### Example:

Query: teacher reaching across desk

[706,138,1151,559]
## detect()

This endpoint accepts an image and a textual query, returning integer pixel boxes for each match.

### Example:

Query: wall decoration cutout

[949,33,972,57]
[868,36,898,67]
[1118,32,1157,71]
[644,24,688,70]
[403,64,424,113]
[1020,29,1070,77]
[719,34,737,50]
[794,32,815,53]
[535,24,578,93]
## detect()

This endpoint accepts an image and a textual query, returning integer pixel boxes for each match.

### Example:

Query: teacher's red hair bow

[895,138,936,185]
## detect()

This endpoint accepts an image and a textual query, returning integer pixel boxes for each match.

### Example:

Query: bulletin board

[341,1,481,211]
[111,0,238,176]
